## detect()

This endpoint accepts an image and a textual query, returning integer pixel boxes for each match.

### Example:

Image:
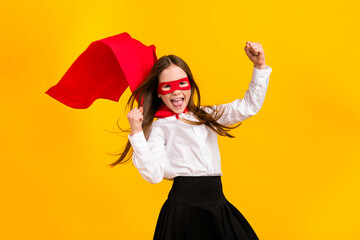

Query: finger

[133,114,143,122]
[250,49,260,55]
[254,49,264,56]
[249,42,261,47]
[245,42,251,51]
[130,113,143,120]
[251,45,263,51]
[244,46,253,57]
[252,44,264,52]
[139,106,143,113]
[249,43,262,52]
[130,115,142,123]
[251,46,263,54]
[246,44,252,51]
[248,42,260,51]
[130,108,142,114]
[249,47,258,55]
[249,44,260,51]
[249,45,257,52]
[129,108,138,113]
[251,42,261,46]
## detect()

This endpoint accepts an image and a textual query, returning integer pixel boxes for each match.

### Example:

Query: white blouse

[128,66,273,184]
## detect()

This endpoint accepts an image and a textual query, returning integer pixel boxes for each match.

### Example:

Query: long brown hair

[108,55,242,167]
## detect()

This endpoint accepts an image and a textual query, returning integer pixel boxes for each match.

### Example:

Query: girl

[112,42,272,240]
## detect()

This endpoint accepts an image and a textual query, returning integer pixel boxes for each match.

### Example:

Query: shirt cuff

[252,65,272,84]
[128,130,148,152]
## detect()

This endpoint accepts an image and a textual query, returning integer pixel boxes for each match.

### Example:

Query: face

[158,64,191,114]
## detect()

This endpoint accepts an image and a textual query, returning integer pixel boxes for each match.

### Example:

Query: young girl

[111,41,272,240]
[45,32,271,239]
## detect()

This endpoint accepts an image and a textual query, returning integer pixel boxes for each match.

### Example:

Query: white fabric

[128,66,272,184]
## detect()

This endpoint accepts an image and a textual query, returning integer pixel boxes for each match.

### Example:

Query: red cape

[45,32,157,109]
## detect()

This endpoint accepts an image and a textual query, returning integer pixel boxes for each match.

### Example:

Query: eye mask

[157,77,191,95]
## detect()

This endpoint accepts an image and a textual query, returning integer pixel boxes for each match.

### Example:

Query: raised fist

[127,107,144,136]
[244,41,266,69]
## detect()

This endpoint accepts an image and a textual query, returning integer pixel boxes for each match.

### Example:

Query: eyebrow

[161,77,188,83]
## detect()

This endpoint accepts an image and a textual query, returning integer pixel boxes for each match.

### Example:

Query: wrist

[254,64,266,70]
[130,129,142,136]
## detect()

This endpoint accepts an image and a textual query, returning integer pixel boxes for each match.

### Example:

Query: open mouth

[171,97,184,109]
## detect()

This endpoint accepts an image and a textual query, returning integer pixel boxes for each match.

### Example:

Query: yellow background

[1,0,359,239]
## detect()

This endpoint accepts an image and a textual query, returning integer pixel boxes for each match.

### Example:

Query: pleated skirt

[153,176,259,240]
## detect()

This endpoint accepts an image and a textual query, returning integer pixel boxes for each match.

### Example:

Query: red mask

[157,77,191,95]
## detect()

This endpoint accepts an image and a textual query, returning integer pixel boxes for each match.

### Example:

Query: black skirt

[153,176,259,240]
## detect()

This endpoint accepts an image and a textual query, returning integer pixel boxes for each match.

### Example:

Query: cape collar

[154,102,189,120]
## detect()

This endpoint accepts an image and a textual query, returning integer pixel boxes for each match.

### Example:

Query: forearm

[128,130,166,184]
[243,65,272,114]
[212,65,273,125]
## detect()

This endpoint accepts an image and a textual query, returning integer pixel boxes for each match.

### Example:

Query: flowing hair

[108,55,242,167]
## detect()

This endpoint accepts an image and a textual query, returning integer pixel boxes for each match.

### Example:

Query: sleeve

[127,125,168,184]
[205,65,272,126]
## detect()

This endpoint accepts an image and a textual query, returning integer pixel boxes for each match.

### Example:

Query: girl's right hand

[127,107,143,136]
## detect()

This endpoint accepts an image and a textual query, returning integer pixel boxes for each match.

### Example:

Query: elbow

[144,174,163,184]
[139,167,164,184]
[246,99,265,117]
[132,156,165,184]
[240,105,261,120]
[249,105,262,116]
[149,178,163,184]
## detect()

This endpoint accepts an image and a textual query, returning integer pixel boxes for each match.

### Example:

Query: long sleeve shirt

[128,66,273,184]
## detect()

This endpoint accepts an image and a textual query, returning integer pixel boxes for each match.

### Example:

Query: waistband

[168,176,226,207]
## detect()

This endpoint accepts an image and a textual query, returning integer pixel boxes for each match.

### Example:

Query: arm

[204,65,272,126]
[128,125,167,184]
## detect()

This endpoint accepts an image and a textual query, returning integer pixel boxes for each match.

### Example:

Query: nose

[172,90,182,96]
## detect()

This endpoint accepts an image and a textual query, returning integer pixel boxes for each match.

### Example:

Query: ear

[158,94,160,98]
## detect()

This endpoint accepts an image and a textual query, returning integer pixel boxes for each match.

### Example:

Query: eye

[162,85,171,91]
[179,81,189,87]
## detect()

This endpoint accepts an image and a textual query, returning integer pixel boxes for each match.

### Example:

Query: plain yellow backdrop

[1,0,359,239]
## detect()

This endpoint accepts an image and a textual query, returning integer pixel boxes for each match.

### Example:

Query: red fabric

[45,32,157,109]
[155,102,189,120]
[157,77,191,95]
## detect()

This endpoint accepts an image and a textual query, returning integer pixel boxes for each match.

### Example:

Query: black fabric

[153,176,259,240]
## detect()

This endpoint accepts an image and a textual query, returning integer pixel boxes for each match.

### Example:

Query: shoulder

[151,117,176,128]
[150,119,165,132]
[149,118,176,135]
[200,105,212,112]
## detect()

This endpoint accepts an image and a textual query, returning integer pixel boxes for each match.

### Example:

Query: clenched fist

[127,107,143,136]
[244,41,266,69]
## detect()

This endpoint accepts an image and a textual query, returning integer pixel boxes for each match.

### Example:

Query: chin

[171,108,184,114]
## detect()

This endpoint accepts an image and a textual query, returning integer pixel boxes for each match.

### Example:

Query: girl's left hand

[244,41,266,69]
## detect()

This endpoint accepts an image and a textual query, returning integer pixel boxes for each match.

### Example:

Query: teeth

[171,98,183,102]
